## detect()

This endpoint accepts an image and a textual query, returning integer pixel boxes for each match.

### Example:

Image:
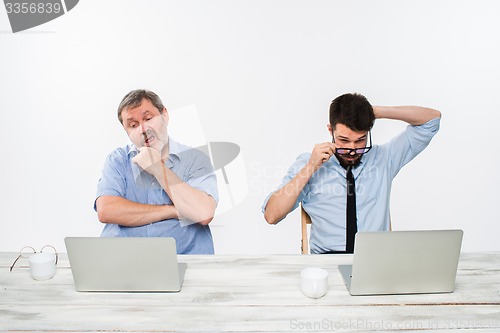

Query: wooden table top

[1,252,499,332]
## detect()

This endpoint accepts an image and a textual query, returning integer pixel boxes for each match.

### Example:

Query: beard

[335,152,362,169]
[141,128,168,150]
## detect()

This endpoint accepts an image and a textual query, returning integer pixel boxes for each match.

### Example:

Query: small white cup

[29,252,57,281]
[301,267,328,298]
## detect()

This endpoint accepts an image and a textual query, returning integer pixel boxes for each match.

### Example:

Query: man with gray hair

[94,89,218,254]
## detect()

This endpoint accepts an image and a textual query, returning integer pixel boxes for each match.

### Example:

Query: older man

[95,89,218,254]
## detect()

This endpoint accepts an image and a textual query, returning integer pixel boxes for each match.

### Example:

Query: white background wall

[1,0,499,253]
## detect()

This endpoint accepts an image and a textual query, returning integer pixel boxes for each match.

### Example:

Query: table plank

[1,303,500,332]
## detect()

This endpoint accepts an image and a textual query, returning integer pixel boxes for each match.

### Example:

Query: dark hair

[329,93,374,131]
[117,89,166,124]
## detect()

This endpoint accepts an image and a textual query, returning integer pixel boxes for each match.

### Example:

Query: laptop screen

[339,230,463,295]
[65,237,186,292]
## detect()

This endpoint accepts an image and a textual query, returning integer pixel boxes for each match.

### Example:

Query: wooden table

[1,252,499,332]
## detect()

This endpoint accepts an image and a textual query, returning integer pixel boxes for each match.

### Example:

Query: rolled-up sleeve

[94,149,128,210]
[387,117,441,178]
[184,149,219,203]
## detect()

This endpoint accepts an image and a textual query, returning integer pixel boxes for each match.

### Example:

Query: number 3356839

[5,2,61,14]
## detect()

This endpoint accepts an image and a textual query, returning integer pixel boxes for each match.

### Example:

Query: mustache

[335,152,362,168]
[141,129,157,147]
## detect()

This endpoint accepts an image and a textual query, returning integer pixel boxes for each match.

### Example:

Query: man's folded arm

[153,165,216,226]
[95,195,179,227]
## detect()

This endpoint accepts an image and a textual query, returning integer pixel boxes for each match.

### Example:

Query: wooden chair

[300,204,312,254]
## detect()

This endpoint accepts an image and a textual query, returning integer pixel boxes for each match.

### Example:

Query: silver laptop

[338,230,463,296]
[65,237,187,292]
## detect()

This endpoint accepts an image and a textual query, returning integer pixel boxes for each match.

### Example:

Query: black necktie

[346,165,357,253]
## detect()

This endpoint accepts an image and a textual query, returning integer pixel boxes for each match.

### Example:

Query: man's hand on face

[132,146,165,179]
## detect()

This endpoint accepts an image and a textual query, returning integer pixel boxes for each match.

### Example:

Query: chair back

[301,204,312,254]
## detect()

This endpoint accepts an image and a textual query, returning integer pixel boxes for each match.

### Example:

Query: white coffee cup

[29,252,57,281]
[301,267,328,298]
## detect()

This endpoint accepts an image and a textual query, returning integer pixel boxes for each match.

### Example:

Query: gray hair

[117,89,166,124]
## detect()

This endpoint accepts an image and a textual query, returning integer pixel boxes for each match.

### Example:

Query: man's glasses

[332,131,372,156]
[9,245,58,272]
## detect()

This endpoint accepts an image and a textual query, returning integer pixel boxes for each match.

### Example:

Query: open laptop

[65,237,187,292]
[338,229,463,296]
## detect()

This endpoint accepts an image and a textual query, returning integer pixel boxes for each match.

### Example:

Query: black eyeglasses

[332,131,372,155]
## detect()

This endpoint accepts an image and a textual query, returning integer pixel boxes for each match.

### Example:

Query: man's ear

[327,124,333,137]
[162,108,169,125]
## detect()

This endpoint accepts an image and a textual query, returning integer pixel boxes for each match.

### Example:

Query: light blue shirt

[95,137,218,254]
[262,117,440,254]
